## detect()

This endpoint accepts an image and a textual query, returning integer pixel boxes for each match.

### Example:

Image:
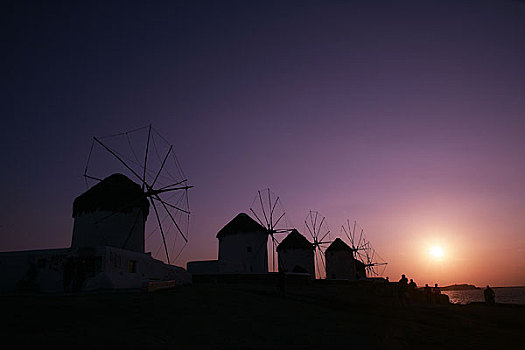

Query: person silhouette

[432,283,441,304]
[408,279,417,291]
[398,274,409,307]
[484,285,495,305]
[424,284,432,304]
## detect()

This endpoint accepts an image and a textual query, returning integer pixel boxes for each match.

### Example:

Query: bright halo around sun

[429,246,444,259]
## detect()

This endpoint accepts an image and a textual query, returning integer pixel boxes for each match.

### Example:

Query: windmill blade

[270,195,279,222]
[157,179,189,191]
[305,220,314,239]
[152,197,190,214]
[314,247,324,279]
[93,137,145,185]
[151,145,172,188]
[142,124,151,190]
[341,220,353,247]
[319,230,331,243]
[84,174,104,183]
[154,194,188,243]
[273,212,286,229]
[357,229,365,250]
[149,197,170,264]
[258,190,270,229]
[250,208,266,228]
[267,188,273,225]
[313,211,319,237]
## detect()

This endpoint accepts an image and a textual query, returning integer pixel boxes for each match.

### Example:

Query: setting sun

[429,246,444,259]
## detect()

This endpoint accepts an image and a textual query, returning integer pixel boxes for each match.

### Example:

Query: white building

[0,173,190,293]
[276,229,314,277]
[325,238,366,280]
[216,213,268,274]
[71,173,149,252]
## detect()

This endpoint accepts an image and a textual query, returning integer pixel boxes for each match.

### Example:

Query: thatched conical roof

[73,173,149,218]
[277,229,313,251]
[216,213,266,239]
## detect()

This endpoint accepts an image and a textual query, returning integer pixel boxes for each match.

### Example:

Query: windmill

[249,188,293,272]
[363,242,388,277]
[82,124,192,264]
[341,220,387,278]
[304,211,332,279]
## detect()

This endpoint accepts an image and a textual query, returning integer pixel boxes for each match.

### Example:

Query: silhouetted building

[325,238,366,280]
[276,229,314,277]
[0,173,190,293]
[216,213,268,273]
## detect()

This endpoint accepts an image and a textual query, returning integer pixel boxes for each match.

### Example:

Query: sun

[429,246,444,259]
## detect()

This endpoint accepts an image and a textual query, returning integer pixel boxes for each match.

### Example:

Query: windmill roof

[326,238,354,253]
[277,229,313,251]
[73,173,149,218]
[216,213,267,239]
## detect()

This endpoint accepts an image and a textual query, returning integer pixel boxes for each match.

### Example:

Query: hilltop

[1,282,524,349]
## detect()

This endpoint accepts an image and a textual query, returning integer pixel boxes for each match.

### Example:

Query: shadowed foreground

[1,283,524,349]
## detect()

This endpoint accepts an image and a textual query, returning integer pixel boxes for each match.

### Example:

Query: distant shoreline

[440,285,525,291]
[441,284,479,291]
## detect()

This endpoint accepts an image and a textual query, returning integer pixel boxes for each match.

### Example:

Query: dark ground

[1,282,524,349]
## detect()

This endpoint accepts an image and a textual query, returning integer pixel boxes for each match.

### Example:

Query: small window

[129,260,137,273]
[247,246,252,253]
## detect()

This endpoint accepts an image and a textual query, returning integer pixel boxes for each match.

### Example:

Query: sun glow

[429,246,444,259]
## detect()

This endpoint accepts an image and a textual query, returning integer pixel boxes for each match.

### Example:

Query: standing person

[424,284,432,304]
[398,274,409,307]
[432,283,441,304]
[484,285,495,305]
[408,279,417,292]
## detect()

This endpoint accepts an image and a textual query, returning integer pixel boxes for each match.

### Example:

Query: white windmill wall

[278,248,314,276]
[325,250,357,280]
[71,208,145,253]
[218,232,268,274]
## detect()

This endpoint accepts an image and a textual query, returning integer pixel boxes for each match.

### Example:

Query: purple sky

[2,0,524,286]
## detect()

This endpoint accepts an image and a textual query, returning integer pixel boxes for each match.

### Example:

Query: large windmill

[249,188,293,272]
[305,211,332,279]
[81,124,192,264]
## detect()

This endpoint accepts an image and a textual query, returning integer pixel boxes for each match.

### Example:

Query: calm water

[442,287,525,305]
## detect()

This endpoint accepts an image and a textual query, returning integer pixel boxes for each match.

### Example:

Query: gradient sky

[2,0,524,286]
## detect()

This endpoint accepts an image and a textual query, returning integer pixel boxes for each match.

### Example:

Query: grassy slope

[1,283,524,349]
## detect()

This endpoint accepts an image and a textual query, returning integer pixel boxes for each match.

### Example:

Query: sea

[442,287,525,305]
